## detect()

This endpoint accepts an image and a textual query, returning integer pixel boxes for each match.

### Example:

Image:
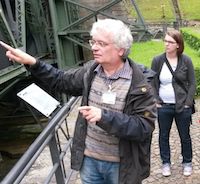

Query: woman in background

[151,29,196,177]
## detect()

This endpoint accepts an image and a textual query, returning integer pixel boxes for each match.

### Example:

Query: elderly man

[0,18,156,184]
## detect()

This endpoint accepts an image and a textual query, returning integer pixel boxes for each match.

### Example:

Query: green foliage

[180,27,200,96]
[195,68,200,96]
[181,28,200,56]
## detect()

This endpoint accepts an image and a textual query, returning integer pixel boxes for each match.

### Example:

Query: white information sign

[17,83,60,117]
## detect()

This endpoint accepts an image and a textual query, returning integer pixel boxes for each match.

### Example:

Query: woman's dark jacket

[27,58,157,184]
[151,53,196,113]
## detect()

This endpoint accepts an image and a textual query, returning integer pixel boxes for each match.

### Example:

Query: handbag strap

[165,57,195,108]
[164,57,188,93]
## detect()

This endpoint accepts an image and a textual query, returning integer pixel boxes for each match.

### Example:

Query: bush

[181,28,200,56]
[195,68,200,97]
[180,28,200,96]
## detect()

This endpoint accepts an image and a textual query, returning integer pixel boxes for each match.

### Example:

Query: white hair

[90,19,133,58]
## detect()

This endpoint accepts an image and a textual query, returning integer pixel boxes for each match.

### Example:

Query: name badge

[102,91,116,105]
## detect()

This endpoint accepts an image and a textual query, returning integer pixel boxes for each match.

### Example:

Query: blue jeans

[158,104,192,164]
[80,156,119,184]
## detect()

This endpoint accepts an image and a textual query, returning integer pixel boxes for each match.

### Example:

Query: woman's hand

[0,41,36,65]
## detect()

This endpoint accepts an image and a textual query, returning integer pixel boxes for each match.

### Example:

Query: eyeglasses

[89,40,112,48]
[164,39,177,44]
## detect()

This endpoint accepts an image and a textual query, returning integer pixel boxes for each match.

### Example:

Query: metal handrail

[1,96,80,184]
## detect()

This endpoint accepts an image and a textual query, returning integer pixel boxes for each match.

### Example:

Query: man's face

[90,32,124,64]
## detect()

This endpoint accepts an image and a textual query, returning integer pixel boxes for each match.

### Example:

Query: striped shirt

[84,60,133,162]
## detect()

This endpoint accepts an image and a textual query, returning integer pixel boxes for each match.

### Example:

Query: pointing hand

[78,106,102,124]
[0,41,36,65]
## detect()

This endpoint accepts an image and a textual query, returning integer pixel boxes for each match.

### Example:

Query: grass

[129,40,200,68]
[129,40,164,67]
[127,0,200,22]
[133,0,175,22]
[179,0,200,20]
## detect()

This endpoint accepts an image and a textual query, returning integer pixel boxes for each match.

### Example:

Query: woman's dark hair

[166,30,184,56]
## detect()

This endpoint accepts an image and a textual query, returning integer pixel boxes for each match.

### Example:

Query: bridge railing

[1,96,80,184]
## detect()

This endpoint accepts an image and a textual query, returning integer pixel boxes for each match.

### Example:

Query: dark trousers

[157,104,192,164]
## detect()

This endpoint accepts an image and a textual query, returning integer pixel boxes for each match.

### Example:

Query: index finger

[0,41,15,51]
[78,106,91,111]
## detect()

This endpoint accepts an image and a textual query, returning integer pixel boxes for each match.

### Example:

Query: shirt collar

[94,59,132,80]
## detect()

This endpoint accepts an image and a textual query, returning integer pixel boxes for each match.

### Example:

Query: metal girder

[48,0,79,68]
[0,65,26,85]
[171,0,182,28]
[61,0,122,31]
[130,0,147,30]
[62,0,147,33]
[0,0,148,85]
[0,1,17,47]
[15,0,26,50]
[0,78,21,99]
[0,0,26,85]
[48,0,148,69]
[25,0,55,56]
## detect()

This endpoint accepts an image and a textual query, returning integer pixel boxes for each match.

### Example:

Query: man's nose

[91,44,99,50]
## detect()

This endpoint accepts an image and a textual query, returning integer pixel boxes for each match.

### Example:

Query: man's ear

[118,48,125,57]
